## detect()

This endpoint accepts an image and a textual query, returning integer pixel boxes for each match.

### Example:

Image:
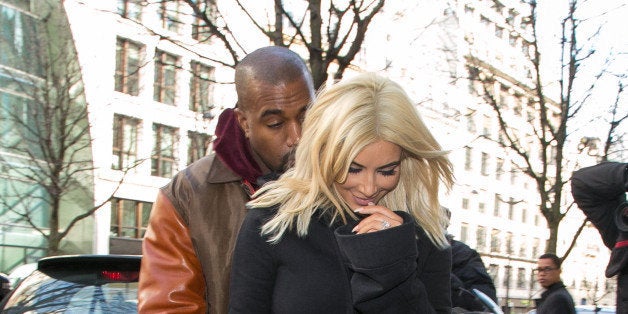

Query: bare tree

[0,4,132,256]
[466,0,626,254]
[168,0,386,89]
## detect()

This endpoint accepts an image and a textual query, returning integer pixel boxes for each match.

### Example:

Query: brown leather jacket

[138,153,253,313]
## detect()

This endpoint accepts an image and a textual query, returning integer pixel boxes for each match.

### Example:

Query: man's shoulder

[171,153,241,187]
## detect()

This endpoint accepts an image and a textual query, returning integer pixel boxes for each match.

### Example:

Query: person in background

[534,253,576,314]
[138,46,315,313]
[229,72,454,313]
[443,207,498,312]
[571,161,627,313]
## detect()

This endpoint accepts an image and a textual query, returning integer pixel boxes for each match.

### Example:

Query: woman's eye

[348,167,361,174]
[379,167,398,176]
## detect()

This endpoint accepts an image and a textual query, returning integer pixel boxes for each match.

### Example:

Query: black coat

[229,207,452,313]
[450,238,497,311]
[534,282,576,314]
[571,162,628,313]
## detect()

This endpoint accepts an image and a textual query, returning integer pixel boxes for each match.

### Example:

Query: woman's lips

[354,197,375,206]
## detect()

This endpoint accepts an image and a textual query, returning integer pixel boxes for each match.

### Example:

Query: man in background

[444,207,498,312]
[534,253,576,314]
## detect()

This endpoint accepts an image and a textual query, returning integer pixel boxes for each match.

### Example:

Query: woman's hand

[351,203,403,234]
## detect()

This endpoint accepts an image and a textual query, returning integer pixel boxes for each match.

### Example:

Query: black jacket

[534,282,576,314]
[571,162,628,313]
[229,208,452,313]
[449,238,497,311]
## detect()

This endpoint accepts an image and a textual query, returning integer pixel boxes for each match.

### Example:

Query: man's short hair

[539,253,562,268]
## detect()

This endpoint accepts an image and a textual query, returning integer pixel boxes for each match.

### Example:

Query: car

[7,262,37,288]
[0,255,140,313]
[526,305,616,314]
[0,272,10,301]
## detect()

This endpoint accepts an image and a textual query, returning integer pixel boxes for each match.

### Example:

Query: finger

[352,215,397,234]
[354,205,402,224]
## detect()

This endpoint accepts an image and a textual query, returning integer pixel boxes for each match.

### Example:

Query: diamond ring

[381,220,391,229]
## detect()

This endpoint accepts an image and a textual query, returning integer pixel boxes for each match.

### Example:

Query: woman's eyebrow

[351,161,401,169]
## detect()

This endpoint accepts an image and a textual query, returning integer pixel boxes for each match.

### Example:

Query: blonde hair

[249,73,454,248]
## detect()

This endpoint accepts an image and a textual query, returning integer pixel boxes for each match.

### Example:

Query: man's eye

[268,121,283,128]
[348,167,361,174]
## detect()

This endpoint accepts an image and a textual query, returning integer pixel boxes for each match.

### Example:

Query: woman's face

[334,140,402,210]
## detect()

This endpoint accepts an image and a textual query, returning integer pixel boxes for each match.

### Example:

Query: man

[534,253,576,314]
[571,162,627,314]
[443,208,497,312]
[449,235,498,312]
[138,46,315,313]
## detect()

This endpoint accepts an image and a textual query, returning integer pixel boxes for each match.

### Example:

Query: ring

[381,220,391,229]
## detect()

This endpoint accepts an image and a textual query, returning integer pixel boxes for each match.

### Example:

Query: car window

[2,270,138,313]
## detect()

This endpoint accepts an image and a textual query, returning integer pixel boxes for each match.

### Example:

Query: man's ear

[234,108,250,138]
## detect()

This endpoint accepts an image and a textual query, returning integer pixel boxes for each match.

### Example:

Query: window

[488,264,499,283]
[460,223,469,243]
[480,15,491,29]
[115,38,141,96]
[482,115,491,137]
[192,16,212,42]
[464,4,474,14]
[521,207,527,223]
[188,131,211,165]
[490,228,501,253]
[462,198,469,210]
[495,26,504,39]
[0,5,41,74]
[110,198,152,238]
[510,164,517,184]
[495,158,503,180]
[493,194,501,216]
[478,202,485,214]
[508,197,515,220]
[517,268,526,289]
[503,265,512,287]
[159,1,180,32]
[519,237,527,257]
[467,116,476,133]
[153,50,179,105]
[464,146,472,171]
[509,34,518,47]
[189,61,214,113]
[116,0,141,22]
[152,124,178,177]
[505,232,513,255]
[481,152,489,176]
[532,238,540,258]
[476,226,486,251]
[112,114,139,170]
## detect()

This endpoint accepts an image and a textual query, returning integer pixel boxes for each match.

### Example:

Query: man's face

[535,258,561,288]
[236,78,312,172]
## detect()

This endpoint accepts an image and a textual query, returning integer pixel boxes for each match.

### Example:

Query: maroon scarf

[213,108,262,190]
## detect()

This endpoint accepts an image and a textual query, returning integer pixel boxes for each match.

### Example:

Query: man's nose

[286,122,301,147]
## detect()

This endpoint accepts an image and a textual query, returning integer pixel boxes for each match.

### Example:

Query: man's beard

[279,147,297,173]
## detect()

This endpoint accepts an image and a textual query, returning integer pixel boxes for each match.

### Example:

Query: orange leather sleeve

[138,191,207,313]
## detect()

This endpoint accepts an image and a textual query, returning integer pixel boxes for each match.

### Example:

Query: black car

[0,255,140,313]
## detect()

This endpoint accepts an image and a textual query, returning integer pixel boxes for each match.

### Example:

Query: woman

[229,73,454,313]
